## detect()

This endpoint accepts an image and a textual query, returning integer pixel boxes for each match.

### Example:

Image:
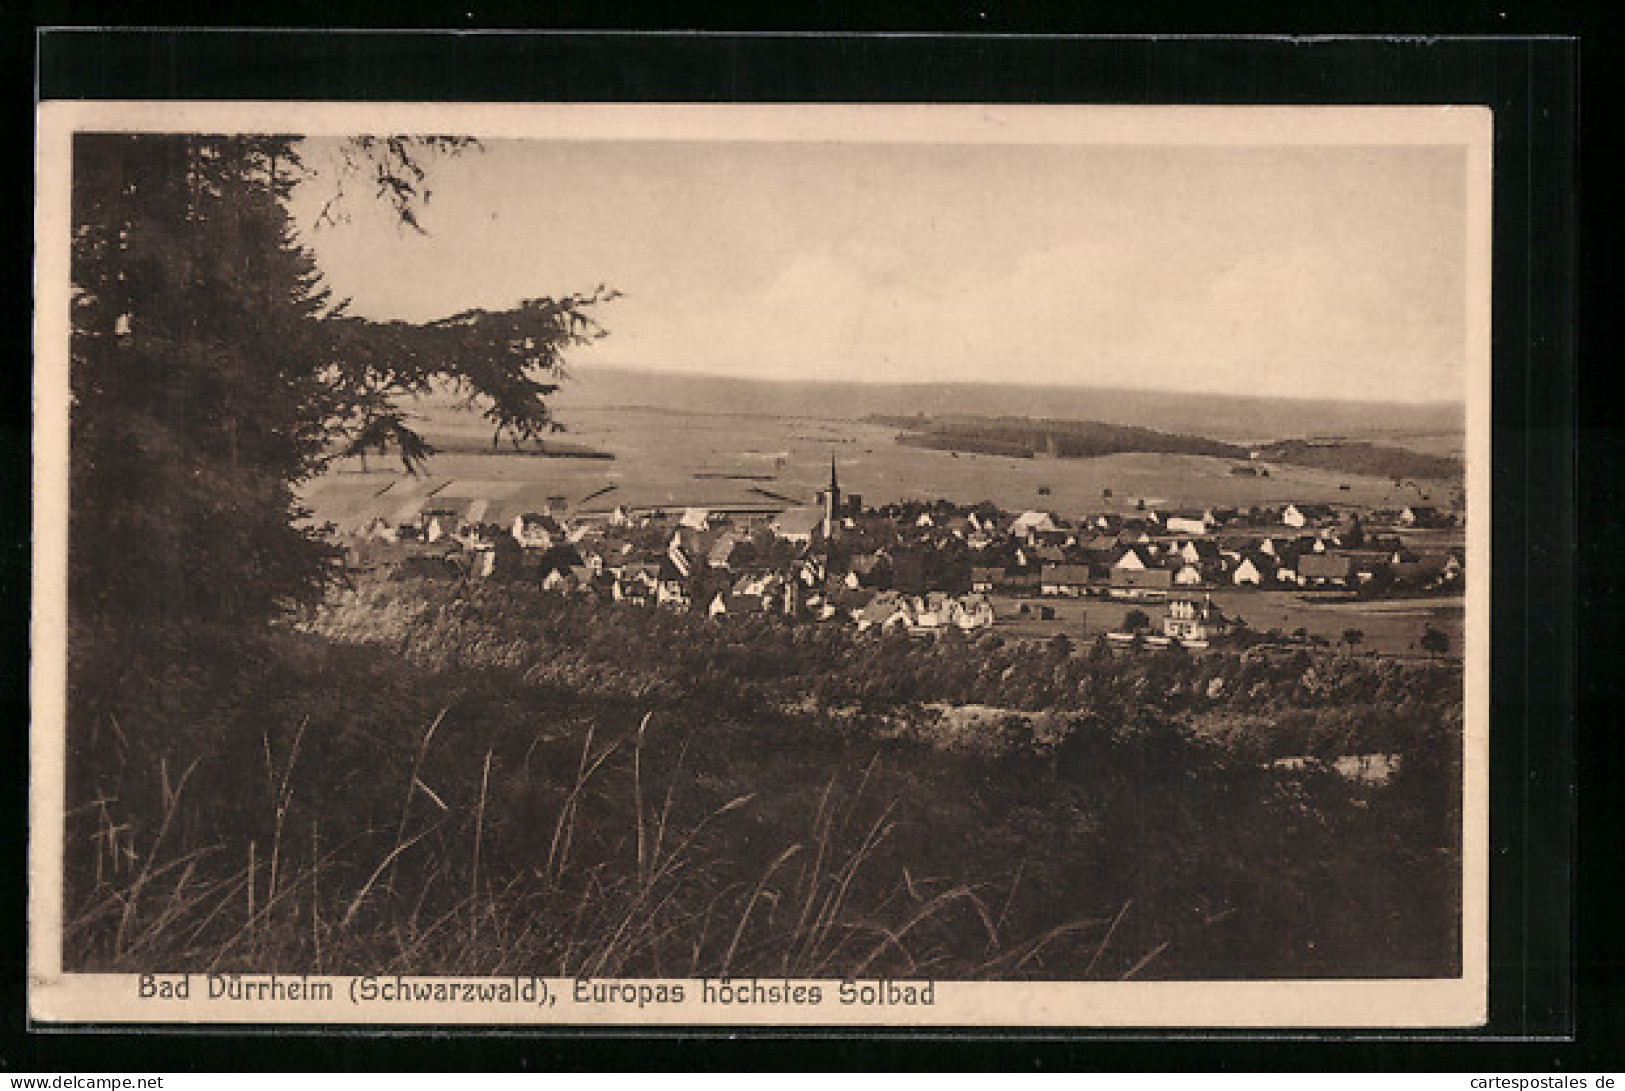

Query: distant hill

[874,413,1460,481]
[555,366,1463,448]
[1253,439,1461,481]
[883,414,1247,461]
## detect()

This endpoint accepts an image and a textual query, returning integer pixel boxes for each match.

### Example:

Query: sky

[287,137,1468,404]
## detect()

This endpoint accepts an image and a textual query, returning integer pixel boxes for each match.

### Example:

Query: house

[1039,564,1094,597]
[1075,533,1117,557]
[1173,564,1208,587]
[1232,553,1277,587]
[827,586,877,622]
[1163,511,1209,536]
[1010,510,1060,540]
[1399,505,1449,529]
[966,512,997,535]
[1174,539,1223,567]
[772,506,825,545]
[1297,552,1355,587]
[542,564,594,594]
[467,533,522,580]
[1163,596,1224,644]
[511,512,565,549]
[951,593,995,630]
[1109,567,1173,599]
[655,554,693,609]
[970,566,1002,594]
[707,532,744,570]
[1112,545,1157,572]
[612,562,661,604]
[1271,551,1302,585]
[913,592,955,630]
[420,507,463,543]
[1282,503,1336,529]
[856,591,912,632]
[680,507,713,531]
[1384,556,1449,588]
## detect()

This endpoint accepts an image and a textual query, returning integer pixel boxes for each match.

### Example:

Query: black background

[7,9,1608,1072]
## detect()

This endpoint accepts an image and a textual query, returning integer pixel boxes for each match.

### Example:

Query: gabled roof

[1113,544,1158,569]
[772,506,825,538]
[515,512,564,533]
[858,591,909,625]
[707,532,743,566]
[1183,540,1223,561]
[1112,566,1173,588]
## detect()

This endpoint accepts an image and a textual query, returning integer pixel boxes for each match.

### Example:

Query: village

[334,454,1464,656]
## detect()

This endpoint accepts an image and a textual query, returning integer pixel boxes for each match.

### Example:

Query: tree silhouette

[1419,625,1451,658]
[70,132,613,624]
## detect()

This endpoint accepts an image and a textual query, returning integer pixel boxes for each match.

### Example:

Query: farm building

[1298,552,1355,587]
[1109,567,1173,600]
[1039,564,1094,597]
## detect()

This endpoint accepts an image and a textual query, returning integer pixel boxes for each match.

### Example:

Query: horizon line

[564,361,1468,411]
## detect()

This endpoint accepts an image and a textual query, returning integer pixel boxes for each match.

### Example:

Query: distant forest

[871,413,1463,481]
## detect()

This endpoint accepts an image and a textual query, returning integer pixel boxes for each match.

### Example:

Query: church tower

[822,454,841,541]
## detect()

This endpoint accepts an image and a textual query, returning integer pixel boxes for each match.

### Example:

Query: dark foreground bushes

[61,582,1462,980]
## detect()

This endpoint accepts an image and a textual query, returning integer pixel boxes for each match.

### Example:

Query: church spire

[822,453,841,542]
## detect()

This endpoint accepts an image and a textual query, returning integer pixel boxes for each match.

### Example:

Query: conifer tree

[70,132,611,624]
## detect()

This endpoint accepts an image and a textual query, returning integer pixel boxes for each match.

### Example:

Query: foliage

[69,132,614,624]
[1419,625,1452,657]
[65,584,1464,980]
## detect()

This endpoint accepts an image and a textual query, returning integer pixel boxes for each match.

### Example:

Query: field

[301,369,1465,531]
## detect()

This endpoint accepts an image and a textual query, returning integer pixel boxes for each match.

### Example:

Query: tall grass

[61,585,1462,980]
[66,700,1118,978]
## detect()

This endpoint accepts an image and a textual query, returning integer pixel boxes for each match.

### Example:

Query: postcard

[31,101,1490,1026]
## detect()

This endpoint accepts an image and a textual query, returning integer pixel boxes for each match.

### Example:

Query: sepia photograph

[31,102,1491,1026]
